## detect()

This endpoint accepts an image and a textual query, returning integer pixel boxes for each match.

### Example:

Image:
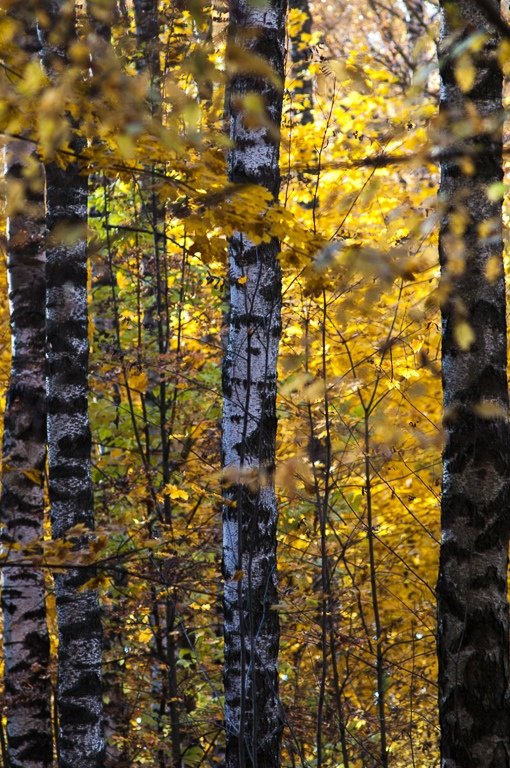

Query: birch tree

[437,1,510,766]
[222,0,287,763]
[39,2,104,765]
[1,9,52,759]
[1,141,52,768]
[0,84,53,768]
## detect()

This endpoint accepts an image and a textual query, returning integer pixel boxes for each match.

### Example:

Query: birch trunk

[437,2,510,766]
[222,0,286,764]
[1,136,52,768]
[39,3,104,766]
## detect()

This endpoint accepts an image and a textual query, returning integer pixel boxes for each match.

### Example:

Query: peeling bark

[222,0,286,765]
[437,2,510,767]
[39,3,105,766]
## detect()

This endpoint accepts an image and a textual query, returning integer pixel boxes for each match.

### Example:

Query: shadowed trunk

[437,2,510,767]
[133,4,183,765]
[86,4,131,764]
[222,0,287,764]
[39,2,104,766]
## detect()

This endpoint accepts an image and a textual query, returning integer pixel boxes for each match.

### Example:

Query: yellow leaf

[163,484,189,501]
[117,134,135,159]
[498,39,510,74]
[116,270,130,290]
[454,321,475,351]
[485,256,502,282]
[127,371,148,392]
[138,627,153,643]
[486,182,507,202]
[474,400,508,420]
[454,54,476,92]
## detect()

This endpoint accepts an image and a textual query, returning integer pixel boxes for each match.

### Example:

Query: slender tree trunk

[133,0,161,113]
[1,135,52,768]
[39,3,104,766]
[86,6,131,765]
[437,2,510,767]
[133,5,183,765]
[222,0,286,764]
[289,0,313,123]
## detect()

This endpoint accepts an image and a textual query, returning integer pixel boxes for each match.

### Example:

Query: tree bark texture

[40,3,105,766]
[222,0,286,765]
[1,137,52,768]
[437,2,510,767]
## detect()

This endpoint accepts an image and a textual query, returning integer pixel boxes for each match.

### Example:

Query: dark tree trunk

[289,0,313,123]
[222,0,287,765]
[1,136,53,768]
[86,6,130,763]
[133,5,183,766]
[437,2,510,767]
[39,3,105,766]
[133,0,161,114]
[0,9,52,767]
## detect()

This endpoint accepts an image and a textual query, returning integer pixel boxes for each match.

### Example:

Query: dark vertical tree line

[438,0,510,766]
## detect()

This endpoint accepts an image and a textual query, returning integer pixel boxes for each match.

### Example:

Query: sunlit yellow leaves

[287,8,308,38]
[126,370,148,392]
[190,601,211,612]
[163,484,189,501]
[137,627,153,643]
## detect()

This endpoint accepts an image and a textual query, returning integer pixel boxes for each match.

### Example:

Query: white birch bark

[437,1,510,766]
[1,136,53,768]
[222,0,286,764]
[39,2,105,766]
